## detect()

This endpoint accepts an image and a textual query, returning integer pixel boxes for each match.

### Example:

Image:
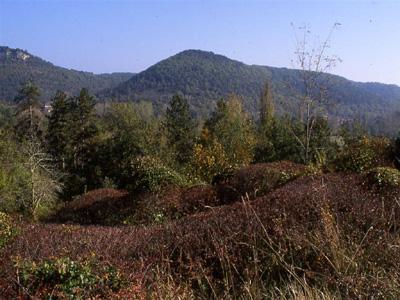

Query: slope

[0,46,134,101]
[104,50,400,133]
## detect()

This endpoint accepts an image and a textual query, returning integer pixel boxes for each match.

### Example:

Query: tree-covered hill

[0,46,134,101]
[103,50,273,114]
[2,46,400,134]
[103,50,400,134]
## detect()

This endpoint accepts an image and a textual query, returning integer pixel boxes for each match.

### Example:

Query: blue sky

[1,0,399,85]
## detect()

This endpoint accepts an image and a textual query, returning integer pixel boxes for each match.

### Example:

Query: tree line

[0,80,383,219]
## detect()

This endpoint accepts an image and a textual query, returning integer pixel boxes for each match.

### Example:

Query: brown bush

[49,188,132,225]
[2,172,400,298]
[215,161,309,203]
[129,185,219,225]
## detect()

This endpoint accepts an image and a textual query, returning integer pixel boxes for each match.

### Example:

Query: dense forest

[0,46,133,101]
[2,46,400,135]
[2,74,400,297]
[103,49,400,135]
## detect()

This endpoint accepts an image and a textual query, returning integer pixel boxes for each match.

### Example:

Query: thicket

[2,172,400,298]
[1,81,398,219]
[1,80,400,299]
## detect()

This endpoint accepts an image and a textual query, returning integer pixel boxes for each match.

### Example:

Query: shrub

[124,156,187,193]
[335,136,393,173]
[0,212,17,249]
[49,188,131,225]
[216,161,308,203]
[367,167,400,187]
[190,141,230,182]
[14,257,124,298]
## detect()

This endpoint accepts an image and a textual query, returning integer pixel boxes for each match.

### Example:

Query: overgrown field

[1,161,400,299]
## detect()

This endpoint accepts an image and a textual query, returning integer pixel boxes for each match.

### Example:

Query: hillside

[0,46,133,101]
[104,50,400,134]
[2,47,400,134]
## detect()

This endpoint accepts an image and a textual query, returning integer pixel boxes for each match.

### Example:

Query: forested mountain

[104,50,400,134]
[2,46,400,134]
[0,46,133,101]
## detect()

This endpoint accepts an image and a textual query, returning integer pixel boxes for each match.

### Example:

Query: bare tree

[289,23,341,163]
[22,136,62,219]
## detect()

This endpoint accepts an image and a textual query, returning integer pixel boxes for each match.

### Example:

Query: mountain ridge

[0,46,134,101]
[2,46,400,134]
[103,49,400,134]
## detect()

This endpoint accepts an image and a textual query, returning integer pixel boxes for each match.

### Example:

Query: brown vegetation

[1,168,400,298]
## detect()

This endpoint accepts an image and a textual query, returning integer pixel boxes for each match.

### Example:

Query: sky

[0,0,399,85]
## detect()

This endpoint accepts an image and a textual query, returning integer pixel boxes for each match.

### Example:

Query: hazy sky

[1,0,399,85]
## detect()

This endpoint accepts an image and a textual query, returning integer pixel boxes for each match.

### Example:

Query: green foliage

[0,129,29,212]
[335,138,375,172]
[47,88,101,198]
[0,103,15,128]
[103,49,400,136]
[47,91,71,170]
[164,94,196,166]
[102,102,170,187]
[0,46,132,102]
[0,212,17,249]
[14,82,45,140]
[254,117,302,163]
[335,136,393,173]
[367,167,400,187]
[15,257,124,298]
[205,95,256,170]
[191,133,230,182]
[124,156,187,193]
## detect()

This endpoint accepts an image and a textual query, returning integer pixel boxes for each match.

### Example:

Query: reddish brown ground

[1,164,399,298]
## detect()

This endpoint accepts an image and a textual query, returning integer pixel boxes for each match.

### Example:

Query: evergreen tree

[71,88,98,191]
[14,81,44,140]
[103,102,163,186]
[164,95,196,166]
[47,91,71,171]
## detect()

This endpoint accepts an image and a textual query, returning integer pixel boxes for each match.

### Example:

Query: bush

[335,136,393,173]
[367,167,400,187]
[14,257,124,298]
[0,212,17,249]
[216,161,308,203]
[190,141,230,182]
[124,156,187,193]
[49,188,131,225]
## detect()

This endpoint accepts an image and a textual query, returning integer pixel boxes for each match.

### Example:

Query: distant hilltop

[0,46,134,102]
[2,46,400,135]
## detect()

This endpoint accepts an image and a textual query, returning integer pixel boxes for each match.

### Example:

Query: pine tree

[47,91,71,171]
[14,81,44,140]
[164,94,196,166]
[71,88,98,189]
